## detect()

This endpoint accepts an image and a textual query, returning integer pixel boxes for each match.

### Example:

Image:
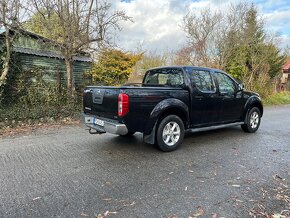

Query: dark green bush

[0,66,82,129]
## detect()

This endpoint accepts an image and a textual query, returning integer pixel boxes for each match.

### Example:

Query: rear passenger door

[190,69,221,126]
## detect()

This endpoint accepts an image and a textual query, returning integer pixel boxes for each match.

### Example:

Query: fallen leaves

[0,120,80,137]
[248,175,290,218]
[248,204,270,217]
[273,174,284,181]
[96,211,118,218]
[96,198,136,218]
[189,206,205,218]
[32,197,41,201]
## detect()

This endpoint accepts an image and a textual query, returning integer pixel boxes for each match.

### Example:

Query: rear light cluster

[118,93,129,117]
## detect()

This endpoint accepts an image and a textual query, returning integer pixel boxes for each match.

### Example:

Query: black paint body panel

[83,66,263,135]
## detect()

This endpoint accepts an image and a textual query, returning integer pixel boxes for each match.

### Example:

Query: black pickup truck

[82,66,263,151]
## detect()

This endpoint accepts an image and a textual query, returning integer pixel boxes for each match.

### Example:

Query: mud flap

[143,122,157,144]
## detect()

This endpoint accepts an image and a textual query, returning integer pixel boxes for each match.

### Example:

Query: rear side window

[143,68,184,87]
[191,70,215,92]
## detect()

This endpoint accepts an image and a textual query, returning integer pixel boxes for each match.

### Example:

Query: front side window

[143,68,184,87]
[214,72,236,94]
[191,70,215,92]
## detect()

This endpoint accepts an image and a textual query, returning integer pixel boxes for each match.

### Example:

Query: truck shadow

[101,126,246,153]
[105,133,156,151]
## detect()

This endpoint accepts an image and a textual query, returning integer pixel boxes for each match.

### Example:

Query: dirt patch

[0,119,80,137]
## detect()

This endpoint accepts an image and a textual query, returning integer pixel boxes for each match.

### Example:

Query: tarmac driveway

[1,105,290,217]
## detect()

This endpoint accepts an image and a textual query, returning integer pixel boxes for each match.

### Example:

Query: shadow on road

[89,126,247,155]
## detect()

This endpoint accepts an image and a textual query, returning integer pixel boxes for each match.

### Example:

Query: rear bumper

[82,113,128,135]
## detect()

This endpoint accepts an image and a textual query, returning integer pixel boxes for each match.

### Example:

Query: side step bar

[189,122,244,133]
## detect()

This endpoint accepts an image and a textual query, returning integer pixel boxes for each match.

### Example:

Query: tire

[156,115,185,152]
[241,107,261,133]
[119,131,136,137]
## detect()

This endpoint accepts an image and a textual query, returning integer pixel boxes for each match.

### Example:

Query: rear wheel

[156,115,185,152]
[241,107,261,133]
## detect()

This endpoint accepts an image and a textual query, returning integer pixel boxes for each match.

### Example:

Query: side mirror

[238,83,244,91]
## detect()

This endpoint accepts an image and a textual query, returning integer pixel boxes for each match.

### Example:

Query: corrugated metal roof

[13,47,92,62]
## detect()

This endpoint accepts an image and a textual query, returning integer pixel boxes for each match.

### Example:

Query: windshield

[143,68,184,87]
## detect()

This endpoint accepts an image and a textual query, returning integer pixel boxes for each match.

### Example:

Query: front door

[213,72,244,122]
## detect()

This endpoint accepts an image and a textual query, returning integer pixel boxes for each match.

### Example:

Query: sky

[109,0,290,53]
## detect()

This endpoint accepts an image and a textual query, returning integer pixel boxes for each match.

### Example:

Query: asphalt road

[1,105,290,218]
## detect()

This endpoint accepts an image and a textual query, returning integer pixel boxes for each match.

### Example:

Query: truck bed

[83,85,189,133]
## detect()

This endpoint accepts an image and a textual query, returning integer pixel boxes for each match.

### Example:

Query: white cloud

[263,9,290,34]
[278,34,290,52]
[111,0,290,53]
[114,0,187,52]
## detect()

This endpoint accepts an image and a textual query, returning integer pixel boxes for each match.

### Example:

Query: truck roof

[148,65,225,73]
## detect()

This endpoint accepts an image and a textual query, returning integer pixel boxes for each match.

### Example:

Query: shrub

[0,67,81,129]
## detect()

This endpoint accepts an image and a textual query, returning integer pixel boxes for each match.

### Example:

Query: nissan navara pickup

[82,66,263,151]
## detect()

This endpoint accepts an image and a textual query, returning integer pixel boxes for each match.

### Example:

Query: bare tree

[0,0,23,90]
[29,0,131,96]
[182,2,253,68]
[183,8,223,67]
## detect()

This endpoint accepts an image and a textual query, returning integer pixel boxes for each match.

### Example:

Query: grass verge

[263,91,290,106]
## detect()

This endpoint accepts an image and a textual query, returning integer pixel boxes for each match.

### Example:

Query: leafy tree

[23,10,63,43]
[223,4,285,94]
[183,2,285,96]
[87,49,142,86]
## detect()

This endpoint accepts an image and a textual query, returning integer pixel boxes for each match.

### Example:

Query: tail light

[118,93,129,116]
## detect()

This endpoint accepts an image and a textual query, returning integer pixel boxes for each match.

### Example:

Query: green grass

[264,91,290,106]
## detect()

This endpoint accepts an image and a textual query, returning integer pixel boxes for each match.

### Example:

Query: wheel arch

[243,96,263,123]
[143,98,189,144]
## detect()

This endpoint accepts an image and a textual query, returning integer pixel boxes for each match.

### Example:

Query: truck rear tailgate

[83,87,119,120]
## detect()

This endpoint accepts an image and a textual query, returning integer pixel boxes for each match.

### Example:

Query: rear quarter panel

[122,87,190,133]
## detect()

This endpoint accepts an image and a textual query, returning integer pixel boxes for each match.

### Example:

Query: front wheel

[241,107,261,133]
[156,115,185,152]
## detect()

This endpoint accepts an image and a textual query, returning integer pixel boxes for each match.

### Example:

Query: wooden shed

[0,29,92,89]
